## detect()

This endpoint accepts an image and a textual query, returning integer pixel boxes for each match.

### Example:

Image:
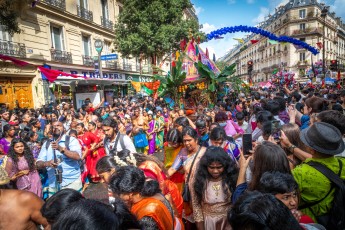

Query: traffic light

[330,60,338,71]
[247,61,253,74]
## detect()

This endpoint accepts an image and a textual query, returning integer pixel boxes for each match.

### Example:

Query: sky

[193,0,345,61]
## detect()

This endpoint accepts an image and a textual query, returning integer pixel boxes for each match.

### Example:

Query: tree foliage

[0,0,28,36]
[114,0,205,61]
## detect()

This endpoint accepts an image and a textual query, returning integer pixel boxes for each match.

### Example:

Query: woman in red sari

[76,123,105,183]
[88,121,106,159]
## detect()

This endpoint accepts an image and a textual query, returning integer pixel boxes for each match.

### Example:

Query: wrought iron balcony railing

[101,17,114,31]
[43,0,66,11]
[50,49,72,64]
[123,64,132,71]
[82,55,94,66]
[0,40,26,58]
[105,61,118,69]
[77,5,93,22]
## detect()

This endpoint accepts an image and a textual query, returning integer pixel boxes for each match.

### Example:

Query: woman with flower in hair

[5,138,42,197]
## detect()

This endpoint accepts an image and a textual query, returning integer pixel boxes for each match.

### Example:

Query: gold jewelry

[212,183,221,196]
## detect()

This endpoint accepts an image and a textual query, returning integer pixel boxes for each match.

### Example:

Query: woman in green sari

[155,110,165,151]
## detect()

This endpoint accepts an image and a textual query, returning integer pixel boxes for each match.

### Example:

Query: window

[50,25,64,51]
[79,0,88,9]
[101,0,109,20]
[82,35,91,56]
[103,41,111,55]
[0,25,12,41]
[300,52,306,61]
[300,37,306,42]
[299,9,306,19]
[300,23,306,31]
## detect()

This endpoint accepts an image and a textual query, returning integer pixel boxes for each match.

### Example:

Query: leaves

[114,0,205,61]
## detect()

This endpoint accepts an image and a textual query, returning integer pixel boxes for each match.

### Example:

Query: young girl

[192,146,238,230]
[5,138,42,197]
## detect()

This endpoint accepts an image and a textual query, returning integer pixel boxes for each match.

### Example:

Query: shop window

[50,25,65,51]
[0,25,12,41]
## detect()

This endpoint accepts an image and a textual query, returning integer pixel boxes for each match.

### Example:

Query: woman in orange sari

[115,149,183,219]
[110,166,174,230]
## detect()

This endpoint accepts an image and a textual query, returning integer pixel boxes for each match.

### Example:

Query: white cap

[148,110,153,115]
[124,114,130,119]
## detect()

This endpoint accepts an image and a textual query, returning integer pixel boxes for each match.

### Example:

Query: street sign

[100,54,118,61]
[94,39,103,53]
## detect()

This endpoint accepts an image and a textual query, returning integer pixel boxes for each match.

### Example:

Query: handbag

[133,130,149,148]
[182,146,202,202]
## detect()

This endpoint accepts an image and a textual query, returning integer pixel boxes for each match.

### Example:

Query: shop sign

[69,70,128,81]
[127,74,154,82]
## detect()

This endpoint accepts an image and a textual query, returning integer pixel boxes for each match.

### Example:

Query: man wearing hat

[292,122,345,223]
[0,167,48,229]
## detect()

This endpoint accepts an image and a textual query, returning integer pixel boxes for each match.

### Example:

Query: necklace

[212,183,221,196]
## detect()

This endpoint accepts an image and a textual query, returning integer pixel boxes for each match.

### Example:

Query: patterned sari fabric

[164,144,184,193]
[131,197,174,230]
[147,120,156,154]
[155,116,165,150]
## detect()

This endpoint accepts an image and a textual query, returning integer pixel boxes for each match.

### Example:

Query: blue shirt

[37,135,82,188]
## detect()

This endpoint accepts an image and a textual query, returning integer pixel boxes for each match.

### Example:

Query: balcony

[105,61,118,69]
[77,5,93,22]
[82,55,94,66]
[42,0,66,11]
[123,64,132,71]
[0,40,26,58]
[50,49,72,64]
[101,17,114,31]
[290,27,323,37]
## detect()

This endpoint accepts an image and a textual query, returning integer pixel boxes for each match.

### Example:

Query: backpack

[45,135,71,151]
[104,133,125,156]
[302,159,345,230]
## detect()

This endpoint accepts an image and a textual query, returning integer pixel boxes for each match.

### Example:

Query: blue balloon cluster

[207,26,319,55]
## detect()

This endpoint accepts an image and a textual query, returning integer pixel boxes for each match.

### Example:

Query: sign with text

[100,54,118,61]
[76,92,101,109]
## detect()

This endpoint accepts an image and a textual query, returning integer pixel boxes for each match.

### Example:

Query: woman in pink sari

[146,114,156,155]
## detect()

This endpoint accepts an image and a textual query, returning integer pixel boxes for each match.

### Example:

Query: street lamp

[321,6,328,78]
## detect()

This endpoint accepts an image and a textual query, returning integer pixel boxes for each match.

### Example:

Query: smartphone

[272,120,282,140]
[242,133,253,155]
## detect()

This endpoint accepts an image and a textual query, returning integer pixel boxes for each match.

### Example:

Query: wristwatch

[288,144,297,153]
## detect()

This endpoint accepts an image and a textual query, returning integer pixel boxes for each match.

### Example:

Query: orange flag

[144,81,161,91]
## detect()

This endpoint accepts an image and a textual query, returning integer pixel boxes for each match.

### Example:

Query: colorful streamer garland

[207,26,319,55]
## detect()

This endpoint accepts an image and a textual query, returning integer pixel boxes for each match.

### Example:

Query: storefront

[0,62,37,109]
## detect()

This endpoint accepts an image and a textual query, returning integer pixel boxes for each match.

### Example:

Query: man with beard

[0,167,48,229]
[102,117,136,156]
[0,109,10,132]
[36,121,82,197]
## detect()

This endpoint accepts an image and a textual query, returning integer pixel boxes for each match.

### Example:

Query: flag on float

[268,40,279,45]
[316,42,323,49]
[250,40,259,44]
[233,38,244,44]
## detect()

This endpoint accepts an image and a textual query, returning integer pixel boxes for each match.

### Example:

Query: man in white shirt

[102,118,136,156]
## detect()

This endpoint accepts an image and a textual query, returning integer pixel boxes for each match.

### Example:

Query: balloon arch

[206,25,319,55]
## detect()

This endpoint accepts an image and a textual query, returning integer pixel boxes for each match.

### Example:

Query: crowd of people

[0,85,345,230]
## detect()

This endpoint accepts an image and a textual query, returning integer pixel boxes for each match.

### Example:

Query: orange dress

[131,197,174,230]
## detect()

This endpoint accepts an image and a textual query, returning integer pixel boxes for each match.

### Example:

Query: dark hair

[214,112,228,122]
[195,119,206,128]
[51,199,119,230]
[2,124,12,138]
[266,100,280,116]
[194,146,238,203]
[209,127,227,141]
[256,111,273,124]
[166,128,182,144]
[69,129,78,136]
[102,117,117,128]
[174,116,190,127]
[281,123,305,156]
[112,199,141,229]
[257,171,298,195]
[317,110,345,135]
[249,142,291,190]
[88,121,96,128]
[41,189,84,224]
[181,126,198,140]
[228,191,303,230]
[235,112,245,121]
[141,179,161,197]
[252,92,261,100]
[305,96,326,114]
[274,97,287,112]
[110,166,145,194]
[8,138,35,171]
[291,91,302,102]
[96,156,118,174]
[261,121,272,138]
